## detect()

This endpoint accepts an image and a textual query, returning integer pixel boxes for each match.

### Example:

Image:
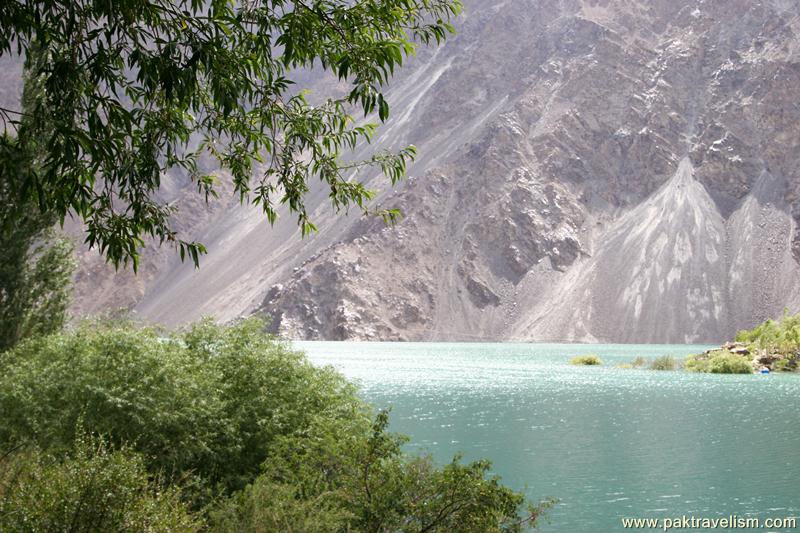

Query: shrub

[708,354,754,374]
[649,356,678,371]
[0,435,201,532]
[210,479,350,533]
[569,355,602,366]
[685,350,753,374]
[631,356,647,368]
[773,356,799,373]
[0,318,551,531]
[213,412,556,533]
[684,354,703,372]
[735,310,800,355]
[0,317,367,500]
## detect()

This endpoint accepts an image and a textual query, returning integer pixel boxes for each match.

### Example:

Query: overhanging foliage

[0,0,462,269]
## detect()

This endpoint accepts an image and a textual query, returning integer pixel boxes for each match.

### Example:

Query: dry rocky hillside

[8,0,800,342]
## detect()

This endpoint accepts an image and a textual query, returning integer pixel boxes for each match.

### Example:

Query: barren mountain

[39,0,800,341]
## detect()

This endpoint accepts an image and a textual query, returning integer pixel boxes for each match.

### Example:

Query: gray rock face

[60,0,800,342]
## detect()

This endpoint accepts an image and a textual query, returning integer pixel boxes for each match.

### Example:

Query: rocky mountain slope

[20,0,800,342]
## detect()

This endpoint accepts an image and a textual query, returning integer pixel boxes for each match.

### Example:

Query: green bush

[569,355,602,366]
[0,317,368,499]
[0,435,201,532]
[213,411,555,533]
[210,479,350,533]
[685,350,753,374]
[708,354,754,374]
[773,357,799,373]
[684,354,703,372]
[649,356,678,371]
[735,310,800,354]
[617,357,648,369]
[0,318,550,531]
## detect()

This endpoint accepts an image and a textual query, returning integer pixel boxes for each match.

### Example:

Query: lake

[296,342,800,532]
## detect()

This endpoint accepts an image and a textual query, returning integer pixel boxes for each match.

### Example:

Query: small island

[600,313,800,374]
[687,312,800,374]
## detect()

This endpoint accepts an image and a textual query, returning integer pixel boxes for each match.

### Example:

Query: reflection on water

[296,342,800,533]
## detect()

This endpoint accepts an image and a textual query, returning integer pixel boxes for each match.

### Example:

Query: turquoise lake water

[295,342,800,532]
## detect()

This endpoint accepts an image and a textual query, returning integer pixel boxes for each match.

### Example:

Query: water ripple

[298,341,800,533]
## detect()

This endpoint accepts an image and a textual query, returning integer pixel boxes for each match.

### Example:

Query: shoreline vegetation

[575,312,800,375]
[0,318,554,532]
[569,355,603,366]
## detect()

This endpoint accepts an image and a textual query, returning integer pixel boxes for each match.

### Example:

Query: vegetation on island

[685,311,800,374]
[611,313,800,374]
[616,356,646,369]
[648,355,678,371]
[570,355,602,366]
[734,311,800,372]
[616,355,680,370]
[0,318,554,532]
[684,349,752,374]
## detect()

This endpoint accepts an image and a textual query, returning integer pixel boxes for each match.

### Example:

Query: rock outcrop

[259,0,800,342]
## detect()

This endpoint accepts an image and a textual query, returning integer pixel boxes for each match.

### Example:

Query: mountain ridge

[19,0,800,342]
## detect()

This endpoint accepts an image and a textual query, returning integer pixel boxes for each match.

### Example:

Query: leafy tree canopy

[0,0,462,269]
